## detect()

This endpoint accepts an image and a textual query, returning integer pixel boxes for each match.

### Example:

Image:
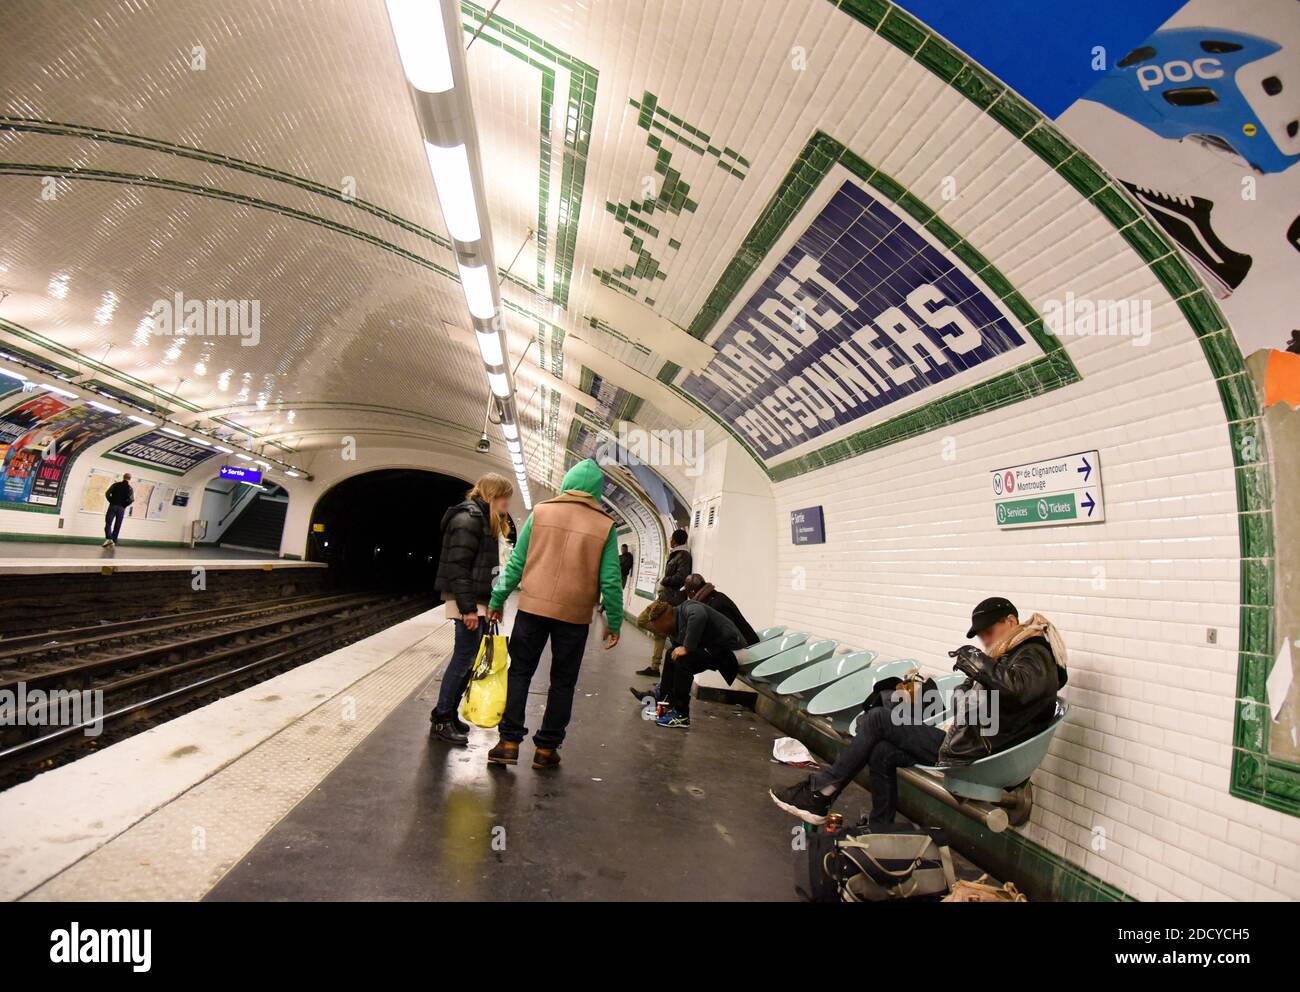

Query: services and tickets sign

[991,450,1105,528]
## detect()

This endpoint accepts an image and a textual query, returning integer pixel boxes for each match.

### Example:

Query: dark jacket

[434,497,499,615]
[619,550,634,582]
[938,635,1065,766]
[691,582,759,646]
[658,547,692,605]
[105,481,134,507]
[670,600,745,684]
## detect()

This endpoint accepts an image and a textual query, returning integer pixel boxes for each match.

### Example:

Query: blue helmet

[1086,27,1299,175]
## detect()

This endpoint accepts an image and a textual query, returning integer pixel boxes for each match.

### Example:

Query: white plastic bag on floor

[772,737,818,768]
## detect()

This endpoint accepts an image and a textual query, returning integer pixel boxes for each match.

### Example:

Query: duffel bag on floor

[796,822,956,902]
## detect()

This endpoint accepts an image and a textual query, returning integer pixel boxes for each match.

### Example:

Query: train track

[0,591,431,788]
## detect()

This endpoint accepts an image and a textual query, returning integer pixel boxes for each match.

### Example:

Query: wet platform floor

[207,621,979,901]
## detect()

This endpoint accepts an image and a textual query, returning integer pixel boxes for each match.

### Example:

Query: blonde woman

[430,473,513,744]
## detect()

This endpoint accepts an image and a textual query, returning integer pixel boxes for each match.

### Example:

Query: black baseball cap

[967,597,1018,638]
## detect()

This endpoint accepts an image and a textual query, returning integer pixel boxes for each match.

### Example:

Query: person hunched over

[770,597,1067,826]
[485,458,624,770]
[638,597,748,729]
[429,472,514,745]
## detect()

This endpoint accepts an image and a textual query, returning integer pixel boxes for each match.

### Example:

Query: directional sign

[220,465,262,484]
[991,450,1104,528]
[791,506,826,545]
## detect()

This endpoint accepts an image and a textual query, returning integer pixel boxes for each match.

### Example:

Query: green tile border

[664,129,1080,481]
[828,0,1291,822]
[460,1,597,308]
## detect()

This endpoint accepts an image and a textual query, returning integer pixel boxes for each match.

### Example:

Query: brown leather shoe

[532,747,561,770]
[487,740,519,765]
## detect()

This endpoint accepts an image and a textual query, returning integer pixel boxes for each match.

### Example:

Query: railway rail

[0,591,431,788]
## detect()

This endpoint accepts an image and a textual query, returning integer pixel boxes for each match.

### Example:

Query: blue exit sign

[791,506,825,545]
[220,465,262,484]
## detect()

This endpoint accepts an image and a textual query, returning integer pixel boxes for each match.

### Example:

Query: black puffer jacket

[434,497,499,614]
[658,547,693,605]
[937,636,1064,766]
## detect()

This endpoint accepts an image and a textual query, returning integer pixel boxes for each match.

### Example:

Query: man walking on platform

[486,459,624,770]
[102,473,134,547]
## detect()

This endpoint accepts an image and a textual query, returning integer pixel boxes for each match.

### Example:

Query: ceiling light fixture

[384,0,454,93]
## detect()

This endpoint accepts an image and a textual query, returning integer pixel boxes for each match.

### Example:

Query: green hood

[560,458,605,499]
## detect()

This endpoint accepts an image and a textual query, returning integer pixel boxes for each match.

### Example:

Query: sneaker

[635,666,660,678]
[532,747,561,770]
[655,708,690,729]
[487,739,519,765]
[102,540,112,547]
[769,778,831,826]
[1123,182,1252,295]
[429,715,468,746]
[629,684,660,704]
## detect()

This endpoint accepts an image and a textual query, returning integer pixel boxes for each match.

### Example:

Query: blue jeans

[432,617,483,719]
[104,504,126,542]
[812,705,944,824]
[498,610,590,748]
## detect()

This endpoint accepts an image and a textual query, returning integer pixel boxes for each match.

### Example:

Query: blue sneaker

[655,709,690,729]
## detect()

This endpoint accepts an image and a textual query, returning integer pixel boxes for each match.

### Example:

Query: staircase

[219,495,288,552]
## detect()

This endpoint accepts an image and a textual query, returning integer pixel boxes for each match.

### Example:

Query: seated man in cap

[770,596,1067,826]
[637,598,748,729]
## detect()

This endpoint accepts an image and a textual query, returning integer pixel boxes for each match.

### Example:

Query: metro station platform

[0,540,321,575]
[0,603,986,902]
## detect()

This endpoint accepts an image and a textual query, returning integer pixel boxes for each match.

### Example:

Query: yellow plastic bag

[460,620,509,728]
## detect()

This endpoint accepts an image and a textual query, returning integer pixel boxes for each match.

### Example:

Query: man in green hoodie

[486,459,624,769]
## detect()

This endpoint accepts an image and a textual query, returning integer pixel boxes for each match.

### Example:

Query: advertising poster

[1058,0,1299,358]
[0,393,133,509]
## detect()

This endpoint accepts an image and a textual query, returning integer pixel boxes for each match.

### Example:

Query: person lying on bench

[770,597,1068,826]
[637,598,747,729]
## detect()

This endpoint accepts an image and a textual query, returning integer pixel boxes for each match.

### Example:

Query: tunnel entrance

[307,469,470,592]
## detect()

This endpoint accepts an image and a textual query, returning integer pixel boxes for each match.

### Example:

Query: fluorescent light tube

[458,263,495,320]
[39,383,77,398]
[160,427,186,437]
[475,330,503,367]
[385,0,454,93]
[88,400,122,414]
[501,422,519,441]
[487,371,510,398]
[426,142,480,242]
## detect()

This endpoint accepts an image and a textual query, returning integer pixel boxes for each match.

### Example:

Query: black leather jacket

[938,635,1065,766]
[434,498,498,614]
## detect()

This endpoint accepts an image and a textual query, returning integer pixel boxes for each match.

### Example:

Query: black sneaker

[430,714,468,746]
[629,684,660,703]
[769,778,831,825]
[1123,182,1252,294]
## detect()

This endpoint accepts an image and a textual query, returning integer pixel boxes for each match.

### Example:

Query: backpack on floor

[795,822,956,902]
